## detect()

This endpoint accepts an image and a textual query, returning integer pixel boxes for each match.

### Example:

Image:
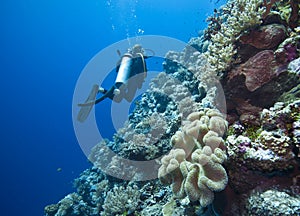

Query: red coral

[230,50,279,92]
[240,24,287,49]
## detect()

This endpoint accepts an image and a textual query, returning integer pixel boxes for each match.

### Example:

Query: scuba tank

[115,53,134,86]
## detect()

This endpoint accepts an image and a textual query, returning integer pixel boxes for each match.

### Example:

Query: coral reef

[44,168,109,216]
[45,0,300,215]
[44,193,94,216]
[224,50,299,125]
[223,27,300,125]
[227,100,300,183]
[205,0,266,74]
[164,42,226,112]
[223,100,300,215]
[205,0,300,125]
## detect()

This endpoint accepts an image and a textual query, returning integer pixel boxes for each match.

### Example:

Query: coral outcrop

[240,24,287,49]
[246,189,300,215]
[101,184,141,216]
[158,109,228,207]
[223,100,300,215]
[224,27,300,125]
[205,0,266,74]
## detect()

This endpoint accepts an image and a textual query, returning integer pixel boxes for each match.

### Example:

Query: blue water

[0,0,226,215]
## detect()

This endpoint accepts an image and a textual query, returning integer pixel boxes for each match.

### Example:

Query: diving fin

[77,84,99,122]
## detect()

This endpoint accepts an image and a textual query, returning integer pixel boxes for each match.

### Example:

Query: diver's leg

[124,79,137,102]
[112,85,125,103]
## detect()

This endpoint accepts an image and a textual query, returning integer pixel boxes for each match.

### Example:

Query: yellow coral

[158,109,228,207]
[206,0,266,74]
[158,146,228,207]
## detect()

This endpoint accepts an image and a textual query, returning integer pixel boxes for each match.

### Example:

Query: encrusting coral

[158,108,228,207]
[225,100,300,196]
[246,189,300,215]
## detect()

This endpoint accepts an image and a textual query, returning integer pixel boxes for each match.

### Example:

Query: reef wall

[45,0,300,215]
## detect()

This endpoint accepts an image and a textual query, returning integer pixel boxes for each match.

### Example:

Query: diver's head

[131,44,143,55]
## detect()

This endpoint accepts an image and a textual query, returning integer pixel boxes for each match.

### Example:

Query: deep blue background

[0,0,225,215]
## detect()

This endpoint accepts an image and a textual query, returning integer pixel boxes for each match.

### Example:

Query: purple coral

[284,44,297,62]
[238,140,251,153]
[233,122,245,135]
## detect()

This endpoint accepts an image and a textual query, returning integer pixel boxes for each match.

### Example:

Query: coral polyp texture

[45,0,300,215]
[158,109,228,207]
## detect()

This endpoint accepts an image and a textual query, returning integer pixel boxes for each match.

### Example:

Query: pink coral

[229,50,281,92]
[240,24,287,49]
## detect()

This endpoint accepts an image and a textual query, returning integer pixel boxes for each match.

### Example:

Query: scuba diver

[77,44,153,122]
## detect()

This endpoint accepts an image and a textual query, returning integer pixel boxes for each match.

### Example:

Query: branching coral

[266,0,300,28]
[101,184,141,216]
[205,0,266,74]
